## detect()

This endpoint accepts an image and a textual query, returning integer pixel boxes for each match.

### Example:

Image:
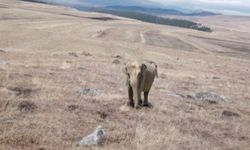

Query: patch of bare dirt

[0,49,6,53]
[7,86,35,97]
[67,104,79,112]
[17,101,37,113]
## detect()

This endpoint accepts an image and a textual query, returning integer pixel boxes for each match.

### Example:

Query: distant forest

[90,8,212,32]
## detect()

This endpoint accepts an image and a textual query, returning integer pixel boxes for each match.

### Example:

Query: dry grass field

[0,0,250,149]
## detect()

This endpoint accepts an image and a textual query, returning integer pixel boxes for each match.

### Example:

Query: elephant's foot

[139,100,143,106]
[143,102,150,107]
[143,102,153,108]
[134,105,141,109]
[127,101,134,107]
[134,100,143,109]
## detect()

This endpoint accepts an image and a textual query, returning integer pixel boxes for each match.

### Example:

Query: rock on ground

[189,91,226,104]
[78,88,99,96]
[112,59,121,64]
[79,125,106,146]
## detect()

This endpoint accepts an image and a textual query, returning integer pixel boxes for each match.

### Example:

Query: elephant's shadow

[142,102,153,109]
[129,100,154,109]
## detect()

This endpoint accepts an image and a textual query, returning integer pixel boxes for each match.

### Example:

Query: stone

[18,101,37,113]
[190,91,226,104]
[0,60,7,65]
[79,88,99,96]
[222,110,240,118]
[67,105,79,112]
[0,49,6,53]
[8,86,33,97]
[79,125,106,146]
[77,65,87,70]
[68,52,78,57]
[112,59,120,64]
[97,111,108,119]
[82,52,92,56]
[212,76,221,79]
[112,55,122,59]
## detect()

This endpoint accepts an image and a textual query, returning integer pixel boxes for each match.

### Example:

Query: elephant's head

[123,62,147,88]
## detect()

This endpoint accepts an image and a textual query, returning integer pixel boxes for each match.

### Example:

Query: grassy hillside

[1,1,250,150]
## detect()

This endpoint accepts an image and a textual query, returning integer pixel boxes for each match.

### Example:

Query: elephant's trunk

[132,86,141,108]
[132,74,143,108]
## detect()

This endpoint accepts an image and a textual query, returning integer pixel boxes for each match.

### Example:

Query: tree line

[89,8,212,32]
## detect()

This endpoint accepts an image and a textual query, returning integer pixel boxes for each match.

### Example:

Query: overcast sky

[38,0,250,15]
[146,0,250,15]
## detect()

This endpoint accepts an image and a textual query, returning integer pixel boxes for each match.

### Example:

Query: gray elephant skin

[123,61,158,109]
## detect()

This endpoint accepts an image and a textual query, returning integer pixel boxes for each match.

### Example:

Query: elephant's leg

[139,99,143,106]
[128,85,134,107]
[133,87,141,109]
[143,91,150,107]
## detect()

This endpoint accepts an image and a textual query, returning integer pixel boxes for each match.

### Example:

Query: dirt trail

[140,32,146,44]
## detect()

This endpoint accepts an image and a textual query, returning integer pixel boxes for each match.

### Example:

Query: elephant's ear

[122,66,127,75]
[155,64,158,78]
[141,64,147,74]
[122,66,129,86]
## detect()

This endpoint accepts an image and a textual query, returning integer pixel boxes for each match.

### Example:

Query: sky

[38,0,250,16]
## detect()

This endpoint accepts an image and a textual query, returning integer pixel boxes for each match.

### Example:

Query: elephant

[123,60,158,109]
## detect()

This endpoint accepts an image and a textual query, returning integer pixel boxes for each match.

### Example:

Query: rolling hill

[0,0,250,149]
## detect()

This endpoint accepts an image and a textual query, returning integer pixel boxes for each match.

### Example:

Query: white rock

[119,104,132,112]
[79,125,106,146]
[0,60,7,65]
